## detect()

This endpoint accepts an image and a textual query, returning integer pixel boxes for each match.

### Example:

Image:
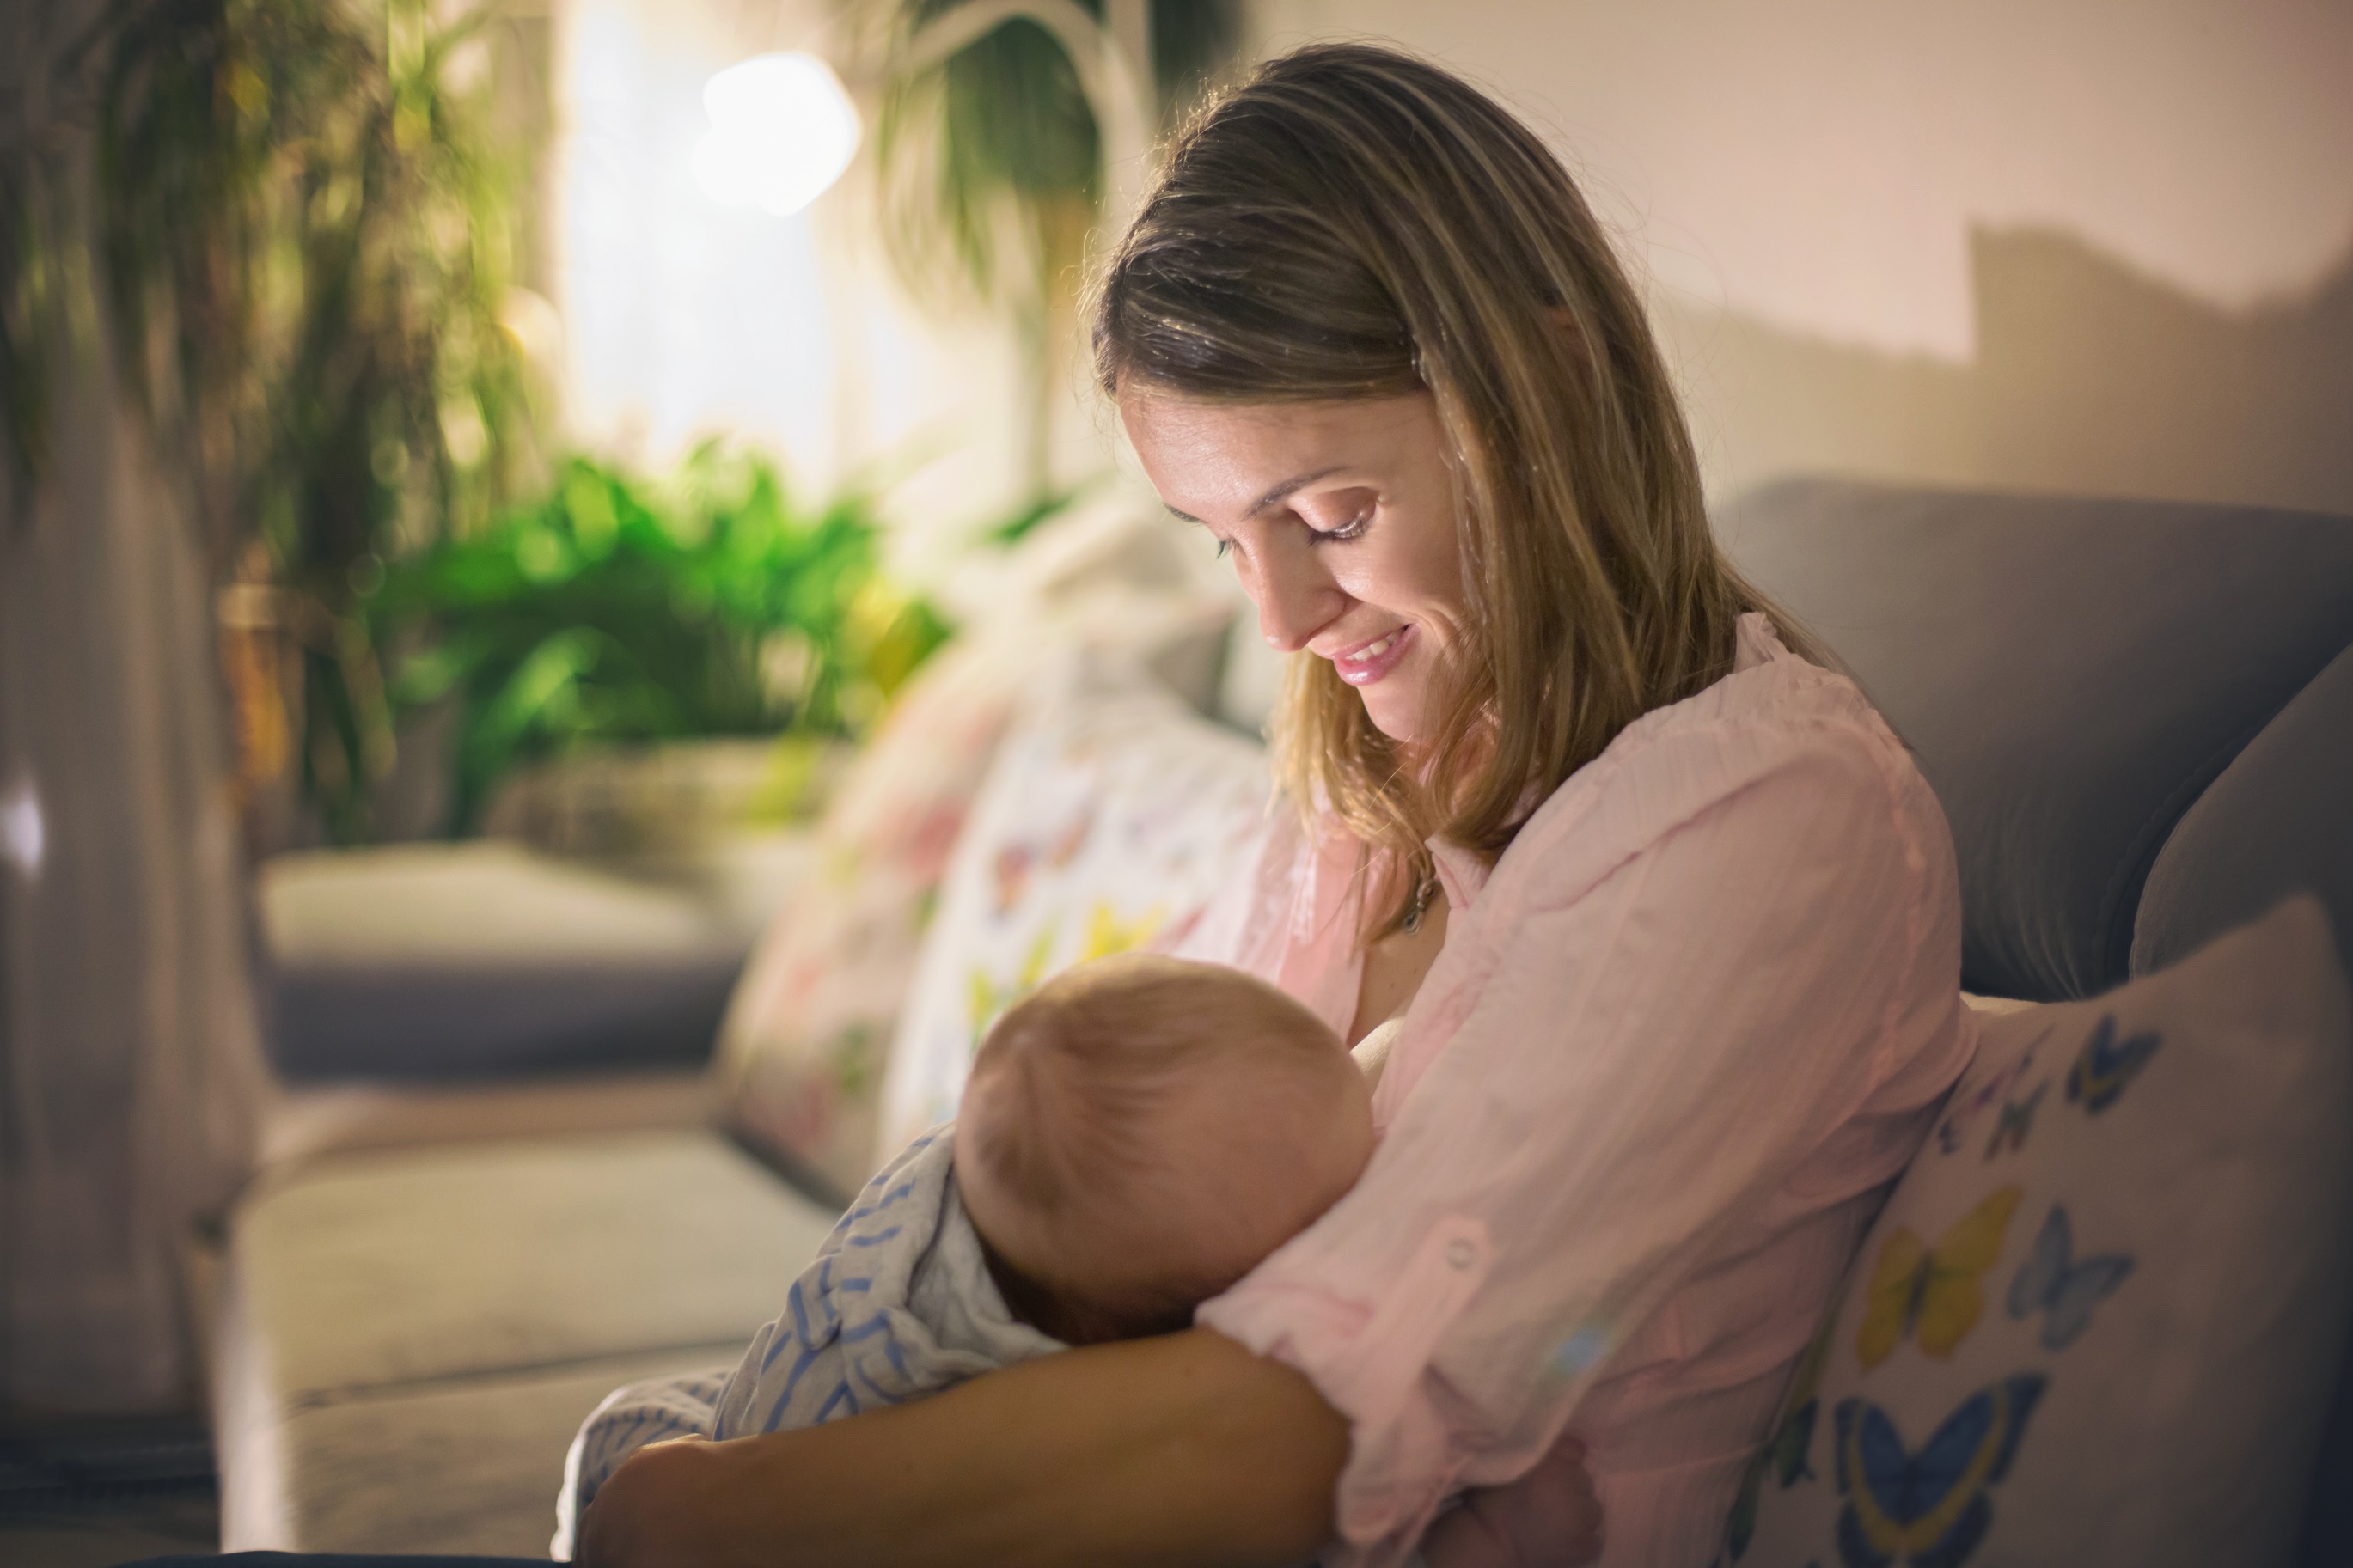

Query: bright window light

[692,52,861,217]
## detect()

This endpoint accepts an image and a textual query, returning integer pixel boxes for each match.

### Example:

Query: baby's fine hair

[955,953,1347,1338]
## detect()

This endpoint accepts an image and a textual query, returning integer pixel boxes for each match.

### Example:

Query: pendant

[1402,871,1434,936]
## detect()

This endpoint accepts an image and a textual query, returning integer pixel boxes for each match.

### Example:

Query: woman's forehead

[1119,391,1437,519]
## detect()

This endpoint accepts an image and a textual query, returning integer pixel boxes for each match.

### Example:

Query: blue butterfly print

[2064,1014,2160,1113]
[1832,1374,2045,1568]
[1982,1081,2045,1161]
[2007,1205,2132,1351]
[1934,1041,2044,1156]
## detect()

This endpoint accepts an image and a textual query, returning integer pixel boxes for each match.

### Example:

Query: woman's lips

[1332,623,1415,687]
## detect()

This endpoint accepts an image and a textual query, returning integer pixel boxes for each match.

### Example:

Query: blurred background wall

[1251,1,2353,514]
[546,0,2353,542]
[553,0,2353,527]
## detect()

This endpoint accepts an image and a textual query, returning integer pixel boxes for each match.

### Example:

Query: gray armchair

[1719,477,2353,1565]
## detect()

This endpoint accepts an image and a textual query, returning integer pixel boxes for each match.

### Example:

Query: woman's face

[1118,389,1468,745]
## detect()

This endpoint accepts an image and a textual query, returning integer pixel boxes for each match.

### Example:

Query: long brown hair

[1091,43,1810,937]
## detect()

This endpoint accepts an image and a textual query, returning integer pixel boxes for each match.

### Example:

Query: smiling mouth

[1331,624,1414,686]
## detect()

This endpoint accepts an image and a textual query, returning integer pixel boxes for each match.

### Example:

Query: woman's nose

[1250,551,1348,654]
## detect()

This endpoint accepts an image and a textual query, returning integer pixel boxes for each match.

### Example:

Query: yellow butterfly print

[1855,1185,2022,1371]
[965,968,998,1033]
[966,925,1060,1041]
[1015,924,1057,990]
[1079,902,1162,962]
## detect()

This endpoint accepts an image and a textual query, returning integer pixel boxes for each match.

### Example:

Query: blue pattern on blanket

[553,1126,1063,1558]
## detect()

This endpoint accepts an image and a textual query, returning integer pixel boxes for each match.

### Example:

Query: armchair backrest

[1719,476,2353,1566]
[1715,477,2353,1002]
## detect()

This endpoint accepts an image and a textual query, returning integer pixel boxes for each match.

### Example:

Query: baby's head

[954,953,1373,1345]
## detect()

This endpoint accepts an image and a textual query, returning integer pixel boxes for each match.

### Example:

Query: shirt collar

[1734,610,1784,670]
[1431,614,1786,914]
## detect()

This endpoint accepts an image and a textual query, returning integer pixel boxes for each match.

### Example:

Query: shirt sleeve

[1195,702,1957,1563]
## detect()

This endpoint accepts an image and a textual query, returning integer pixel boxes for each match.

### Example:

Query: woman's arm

[577,1326,1349,1568]
[1197,698,1969,1557]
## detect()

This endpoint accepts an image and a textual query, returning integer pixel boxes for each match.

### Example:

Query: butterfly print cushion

[873,660,1273,1169]
[1730,898,2351,1568]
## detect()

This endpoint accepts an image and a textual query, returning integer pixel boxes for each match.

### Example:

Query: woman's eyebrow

[1244,467,1347,519]
[1162,467,1350,528]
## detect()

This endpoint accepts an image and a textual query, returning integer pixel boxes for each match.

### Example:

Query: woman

[580,42,1971,1568]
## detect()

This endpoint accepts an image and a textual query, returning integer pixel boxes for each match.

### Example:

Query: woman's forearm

[578,1327,1350,1568]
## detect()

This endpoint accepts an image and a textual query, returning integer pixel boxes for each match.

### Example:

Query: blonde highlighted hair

[1091,44,1811,937]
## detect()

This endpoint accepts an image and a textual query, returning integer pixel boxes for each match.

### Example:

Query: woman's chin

[1357,686,1433,747]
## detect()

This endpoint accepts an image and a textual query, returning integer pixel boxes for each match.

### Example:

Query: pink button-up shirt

[1178,614,1973,1568]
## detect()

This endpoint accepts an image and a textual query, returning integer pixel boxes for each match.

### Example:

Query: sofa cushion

[2129,639,2353,1568]
[261,837,814,1080]
[222,1131,834,1400]
[256,1068,715,1172]
[229,1349,733,1554]
[216,1130,837,1548]
[1731,898,2353,1568]
[2134,639,2353,985]
[717,595,1232,1201]
[1716,478,2353,1001]
[712,631,1049,1204]
[875,660,1273,1169]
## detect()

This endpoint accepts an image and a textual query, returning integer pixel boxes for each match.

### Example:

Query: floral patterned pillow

[1729,897,2352,1568]
[872,660,1274,1168]
[717,591,1229,1202]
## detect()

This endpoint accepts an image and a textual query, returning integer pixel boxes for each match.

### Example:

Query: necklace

[1401,866,1438,936]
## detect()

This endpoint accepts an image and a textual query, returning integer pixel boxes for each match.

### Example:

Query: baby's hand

[1417,1435,1602,1568]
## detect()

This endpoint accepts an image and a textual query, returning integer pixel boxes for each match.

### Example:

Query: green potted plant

[371,442,950,845]
[8,0,545,844]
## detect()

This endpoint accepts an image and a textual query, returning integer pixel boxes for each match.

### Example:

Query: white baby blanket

[552,1126,1062,1558]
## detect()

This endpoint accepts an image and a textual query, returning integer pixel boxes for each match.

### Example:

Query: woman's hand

[1416,1436,1604,1568]
[576,1327,1348,1568]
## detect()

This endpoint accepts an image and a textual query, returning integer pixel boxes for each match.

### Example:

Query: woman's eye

[1311,507,1372,543]
[1213,538,1232,560]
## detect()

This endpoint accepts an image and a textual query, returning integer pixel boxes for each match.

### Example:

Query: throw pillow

[716,589,1229,1203]
[1731,896,2353,1568]
[872,659,1274,1168]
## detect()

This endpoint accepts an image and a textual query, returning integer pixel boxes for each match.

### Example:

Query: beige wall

[1253,0,2353,514]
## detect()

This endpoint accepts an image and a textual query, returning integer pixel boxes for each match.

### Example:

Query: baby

[556,955,1586,1566]
[955,950,1375,1346]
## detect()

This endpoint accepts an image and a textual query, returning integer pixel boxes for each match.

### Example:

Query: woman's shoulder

[1491,616,1947,916]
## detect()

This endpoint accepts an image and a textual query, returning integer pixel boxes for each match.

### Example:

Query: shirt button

[1445,1237,1476,1270]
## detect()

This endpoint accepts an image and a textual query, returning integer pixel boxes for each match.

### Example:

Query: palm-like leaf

[51,0,541,839]
[869,0,1237,309]
[862,0,1238,498]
